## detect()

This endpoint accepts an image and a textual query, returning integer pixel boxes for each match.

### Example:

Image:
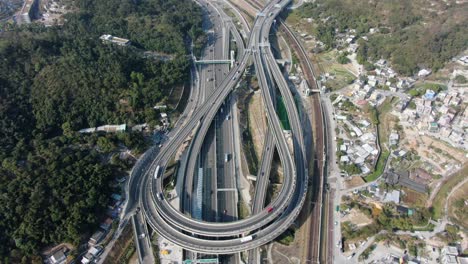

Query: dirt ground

[403,130,466,175]
[344,176,366,188]
[341,208,373,227]
[401,187,428,207]
[270,242,302,264]
[129,251,138,264]
[248,91,267,159]
[421,136,467,163]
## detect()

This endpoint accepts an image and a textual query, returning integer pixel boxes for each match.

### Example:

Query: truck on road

[240,235,253,243]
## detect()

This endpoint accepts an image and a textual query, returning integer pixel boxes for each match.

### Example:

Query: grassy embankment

[364,97,396,182]
[431,165,468,219]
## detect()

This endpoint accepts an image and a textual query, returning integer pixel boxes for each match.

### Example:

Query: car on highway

[226,115,230,120]
[223,209,227,214]
[240,235,253,243]
[157,193,164,201]
[224,153,230,162]
[267,207,274,213]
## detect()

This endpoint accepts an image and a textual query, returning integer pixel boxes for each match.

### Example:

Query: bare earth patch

[341,208,373,227]
[271,242,302,264]
[248,91,267,158]
[345,176,366,188]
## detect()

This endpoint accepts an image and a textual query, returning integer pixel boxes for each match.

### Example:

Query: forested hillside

[0,0,202,262]
[296,0,468,75]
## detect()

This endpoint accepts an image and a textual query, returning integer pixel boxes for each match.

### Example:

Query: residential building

[389,131,399,146]
[428,122,439,132]
[396,205,413,216]
[424,89,436,100]
[418,69,432,77]
[49,250,66,264]
[89,229,106,245]
[383,190,400,204]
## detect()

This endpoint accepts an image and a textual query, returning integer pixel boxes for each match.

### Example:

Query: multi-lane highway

[124,0,312,257]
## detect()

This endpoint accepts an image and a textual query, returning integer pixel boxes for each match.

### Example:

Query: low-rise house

[360,165,370,174]
[428,122,439,132]
[424,89,436,100]
[398,171,428,194]
[389,131,399,146]
[340,156,350,163]
[385,171,400,185]
[359,120,371,128]
[49,250,67,264]
[362,143,378,155]
[100,217,113,231]
[393,150,407,157]
[89,229,106,245]
[396,205,413,216]
[81,253,94,264]
[448,129,464,143]
[360,132,376,142]
[442,246,459,264]
[89,246,103,257]
[383,190,400,204]
[458,256,468,264]
[111,193,122,201]
[450,97,461,106]
[368,79,378,87]
[418,69,432,77]
[336,115,348,120]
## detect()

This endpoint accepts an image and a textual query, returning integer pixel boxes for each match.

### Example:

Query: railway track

[278,19,326,264]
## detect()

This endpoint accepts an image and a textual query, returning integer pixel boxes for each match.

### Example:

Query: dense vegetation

[295,0,468,75]
[0,0,202,261]
[341,200,432,243]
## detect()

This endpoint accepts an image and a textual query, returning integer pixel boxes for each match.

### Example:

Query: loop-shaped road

[138,0,309,253]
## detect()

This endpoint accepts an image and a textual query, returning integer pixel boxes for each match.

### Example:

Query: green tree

[337,53,351,64]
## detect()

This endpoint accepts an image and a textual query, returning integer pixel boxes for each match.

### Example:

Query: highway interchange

[122,0,330,262]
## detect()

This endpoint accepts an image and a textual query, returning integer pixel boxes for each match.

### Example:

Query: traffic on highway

[125,0,311,256]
